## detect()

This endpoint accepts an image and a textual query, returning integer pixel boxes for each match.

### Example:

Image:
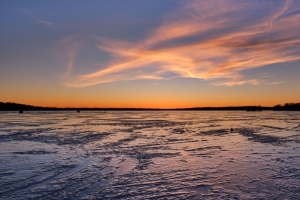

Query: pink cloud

[60,0,300,87]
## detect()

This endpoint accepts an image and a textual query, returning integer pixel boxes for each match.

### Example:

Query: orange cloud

[61,0,300,87]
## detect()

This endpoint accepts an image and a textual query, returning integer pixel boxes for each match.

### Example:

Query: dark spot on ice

[275,158,284,162]
[198,129,230,136]
[237,128,284,145]
[0,172,15,176]
[0,130,111,145]
[185,146,222,152]
[211,188,220,193]
[173,128,185,134]
[134,151,180,170]
[13,150,57,155]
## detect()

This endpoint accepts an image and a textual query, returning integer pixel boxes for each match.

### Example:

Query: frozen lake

[0,111,300,199]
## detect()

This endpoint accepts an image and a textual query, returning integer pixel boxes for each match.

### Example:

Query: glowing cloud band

[60,0,300,87]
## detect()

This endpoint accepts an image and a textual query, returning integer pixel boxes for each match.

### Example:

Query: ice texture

[0,111,299,199]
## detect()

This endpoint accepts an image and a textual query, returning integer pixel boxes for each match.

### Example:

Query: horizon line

[1,102,299,110]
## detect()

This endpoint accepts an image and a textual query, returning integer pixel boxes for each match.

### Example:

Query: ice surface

[0,111,299,199]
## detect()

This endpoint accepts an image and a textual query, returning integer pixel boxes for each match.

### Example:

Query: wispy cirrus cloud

[33,18,53,27]
[211,79,261,87]
[267,0,293,33]
[20,8,53,28]
[61,0,300,87]
[55,35,84,78]
[270,81,285,85]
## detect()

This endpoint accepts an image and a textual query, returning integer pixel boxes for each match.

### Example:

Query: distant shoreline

[1,102,299,111]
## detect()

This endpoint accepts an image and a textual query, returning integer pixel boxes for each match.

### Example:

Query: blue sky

[1,0,300,107]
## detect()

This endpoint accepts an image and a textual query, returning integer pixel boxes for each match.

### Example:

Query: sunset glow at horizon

[1,0,300,108]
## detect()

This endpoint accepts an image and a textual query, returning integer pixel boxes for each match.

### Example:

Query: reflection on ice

[0,111,299,199]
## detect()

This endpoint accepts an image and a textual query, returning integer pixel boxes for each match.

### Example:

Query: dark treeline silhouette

[273,103,300,111]
[0,102,299,111]
[0,102,166,111]
[184,106,268,111]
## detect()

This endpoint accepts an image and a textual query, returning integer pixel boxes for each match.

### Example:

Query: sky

[1,0,300,108]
